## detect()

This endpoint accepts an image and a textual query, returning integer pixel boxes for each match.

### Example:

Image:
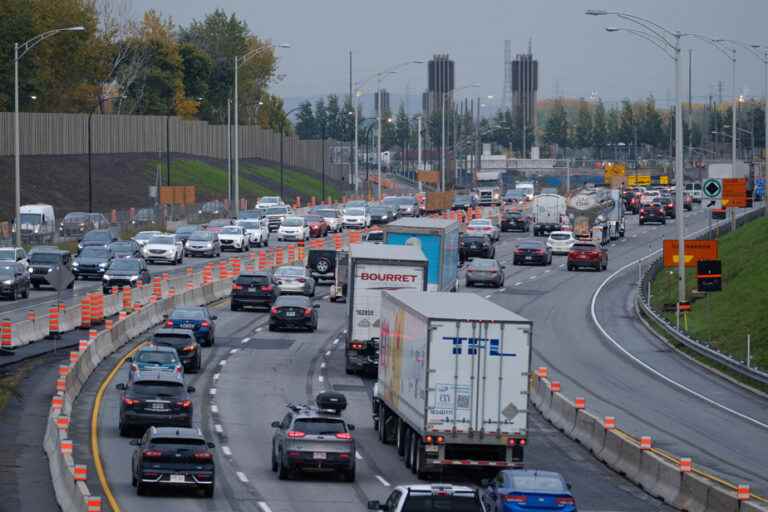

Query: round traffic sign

[703,178,722,199]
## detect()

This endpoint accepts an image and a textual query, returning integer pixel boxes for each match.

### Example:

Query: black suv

[152,329,202,372]
[73,246,113,280]
[459,235,495,262]
[307,249,338,282]
[269,295,319,332]
[0,262,30,300]
[116,370,195,436]
[231,272,278,311]
[639,203,667,225]
[103,258,151,293]
[270,392,356,482]
[500,210,530,232]
[28,249,73,290]
[131,426,215,497]
[78,229,117,251]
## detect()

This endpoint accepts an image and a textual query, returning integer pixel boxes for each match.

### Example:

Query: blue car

[481,470,577,511]
[128,345,182,381]
[165,306,217,346]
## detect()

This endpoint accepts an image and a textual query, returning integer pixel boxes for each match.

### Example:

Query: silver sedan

[465,258,505,288]
[273,266,316,297]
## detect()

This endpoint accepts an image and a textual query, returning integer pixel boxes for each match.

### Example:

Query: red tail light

[232,284,243,290]
[123,397,141,406]
[535,249,545,255]
[350,342,364,350]
[639,208,645,214]
[335,432,352,440]
[339,453,351,459]
[503,495,527,503]
[297,278,306,283]
[271,307,278,315]
[514,249,524,255]
[178,399,192,408]
[165,320,173,327]
[201,321,210,328]
[261,284,273,292]
[556,497,575,505]
[518,438,527,446]
[193,451,213,461]
[286,451,301,458]
[287,431,305,438]
[143,450,162,458]
[304,307,313,317]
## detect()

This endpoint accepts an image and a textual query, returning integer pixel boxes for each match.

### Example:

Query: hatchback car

[465,258,505,288]
[128,345,183,381]
[273,266,316,296]
[311,208,343,232]
[269,295,319,331]
[116,370,195,436]
[184,231,221,258]
[131,427,215,497]
[73,246,113,279]
[342,208,369,229]
[270,392,355,481]
[513,241,552,266]
[152,329,202,372]
[218,225,248,252]
[165,307,217,346]
[78,229,117,250]
[231,272,278,311]
[173,225,199,244]
[546,231,576,255]
[660,195,677,218]
[639,203,666,225]
[133,230,163,249]
[567,242,607,271]
[109,240,142,259]
[481,469,576,512]
[460,234,495,262]
[466,219,499,241]
[0,262,30,300]
[103,258,151,293]
[278,217,309,241]
[369,484,485,512]
[501,210,530,232]
[395,196,420,217]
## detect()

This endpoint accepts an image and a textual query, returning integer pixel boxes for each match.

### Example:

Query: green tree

[325,94,341,140]
[574,99,593,149]
[338,96,355,142]
[619,99,635,144]
[256,93,291,134]
[295,101,316,139]
[606,108,620,145]
[314,98,327,139]
[639,95,662,148]
[543,98,569,148]
[592,99,607,151]
[382,110,397,149]
[179,43,212,101]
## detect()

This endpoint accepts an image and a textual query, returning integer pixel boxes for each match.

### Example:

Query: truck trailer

[373,290,532,478]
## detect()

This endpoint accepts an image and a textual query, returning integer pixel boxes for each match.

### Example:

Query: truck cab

[475,171,504,206]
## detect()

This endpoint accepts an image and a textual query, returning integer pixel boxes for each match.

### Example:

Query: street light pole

[441,91,446,192]
[377,77,383,199]
[354,97,359,195]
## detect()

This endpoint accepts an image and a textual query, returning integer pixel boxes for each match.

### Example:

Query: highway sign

[722,178,747,208]
[697,260,722,292]
[627,175,651,186]
[604,163,625,177]
[702,178,722,199]
[663,239,718,268]
[45,266,75,292]
[756,178,765,195]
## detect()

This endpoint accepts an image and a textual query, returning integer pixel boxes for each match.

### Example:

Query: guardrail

[636,207,768,387]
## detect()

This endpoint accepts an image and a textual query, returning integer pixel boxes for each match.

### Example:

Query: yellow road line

[90,343,146,512]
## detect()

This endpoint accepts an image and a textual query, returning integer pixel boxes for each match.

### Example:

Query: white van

[19,204,56,243]
[685,182,703,203]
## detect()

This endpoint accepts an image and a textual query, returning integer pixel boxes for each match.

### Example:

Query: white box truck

[345,244,428,375]
[373,290,532,478]
[530,194,567,236]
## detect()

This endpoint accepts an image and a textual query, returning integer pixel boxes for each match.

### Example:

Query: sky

[131,0,768,109]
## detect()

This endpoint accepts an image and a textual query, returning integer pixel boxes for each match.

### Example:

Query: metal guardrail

[637,206,768,386]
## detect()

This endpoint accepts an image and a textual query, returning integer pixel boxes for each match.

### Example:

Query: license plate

[286,311,296,317]
[181,323,195,329]
[151,403,167,411]
[313,452,326,460]
[170,474,185,483]
[424,445,439,453]
[525,256,532,260]
[248,287,257,292]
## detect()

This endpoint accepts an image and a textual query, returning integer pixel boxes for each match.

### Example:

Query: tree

[606,108,620,146]
[338,96,354,142]
[382,110,397,149]
[295,100,316,139]
[592,99,607,152]
[179,43,211,101]
[619,99,635,144]
[256,93,291,134]
[314,98,327,139]
[325,94,341,140]
[574,99,593,149]
[638,95,662,148]
[543,98,569,148]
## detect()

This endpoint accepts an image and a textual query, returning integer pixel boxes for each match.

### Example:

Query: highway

[80,225,692,511]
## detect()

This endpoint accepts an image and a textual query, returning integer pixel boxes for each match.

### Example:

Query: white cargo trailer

[373,290,532,478]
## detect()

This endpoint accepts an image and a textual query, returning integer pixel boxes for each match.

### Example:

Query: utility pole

[227,99,232,205]
[417,116,423,192]
[688,49,693,165]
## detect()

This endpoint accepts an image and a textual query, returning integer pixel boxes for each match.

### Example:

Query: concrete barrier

[547,392,577,435]
[536,378,554,417]
[741,500,768,512]
[707,484,741,512]
[613,435,642,482]
[636,450,664,498]
[678,471,711,512]
[571,409,601,449]
[597,428,623,468]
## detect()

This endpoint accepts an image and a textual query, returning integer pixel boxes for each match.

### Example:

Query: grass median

[650,216,768,370]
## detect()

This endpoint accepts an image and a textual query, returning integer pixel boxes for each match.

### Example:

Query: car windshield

[275,266,303,277]
[468,259,496,270]
[401,496,483,512]
[369,207,388,214]
[505,211,522,217]
[64,213,89,223]
[292,418,346,434]
[366,231,384,241]
[550,233,572,241]
[0,249,15,260]
[20,213,42,224]
[208,219,231,227]
[130,381,184,397]
[108,260,140,271]
[382,197,400,205]
[80,247,109,258]
[0,265,17,277]
[110,242,134,250]
[572,244,597,251]
[239,211,262,219]
[260,197,280,204]
[397,197,416,206]
[83,231,110,242]
[305,216,324,223]
[519,243,544,249]
[189,231,213,241]
[136,351,177,365]
[175,226,197,234]
[509,474,567,493]
[469,220,491,227]
[316,209,337,217]
[266,207,288,215]
[135,232,159,240]
[220,227,242,234]
[170,309,205,320]
[282,218,304,227]
[29,252,61,264]
[149,236,175,245]
[345,208,364,216]
[236,274,270,285]
[239,222,260,229]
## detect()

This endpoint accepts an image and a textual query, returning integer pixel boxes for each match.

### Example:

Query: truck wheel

[396,420,406,456]
[378,406,389,444]
[404,430,414,469]
[413,438,426,479]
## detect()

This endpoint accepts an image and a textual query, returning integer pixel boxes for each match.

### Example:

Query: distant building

[374,89,391,115]
[422,54,455,118]
[511,43,538,134]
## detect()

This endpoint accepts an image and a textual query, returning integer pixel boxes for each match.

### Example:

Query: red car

[683,193,693,211]
[304,215,329,238]
[567,242,608,272]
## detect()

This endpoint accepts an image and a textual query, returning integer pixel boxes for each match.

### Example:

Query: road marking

[241,337,250,344]
[318,375,324,383]
[219,359,227,366]
[222,446,232,456]
[323,294,329,299]
[355,451,363,460]
[343,329,348,334]
[209,388,217,396]
[484,294,492,298]
[213,373,220,381]
[230,348,239,354]
[211,404,218,413]
[559,264,565,268]
[375,475,391,486]
[544,269,551,273]
[91,343,146,512]
[498,288,506,292]
[515,282,522,286]
[258,502,273,512]
[214,424,223,433]
[325,350,332,357]
[320,362,326,369]
[333,338,340,345]
[529,275,537,280]
[236,471,249,483]
[255,327,263,332]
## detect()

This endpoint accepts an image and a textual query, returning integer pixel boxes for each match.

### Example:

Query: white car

[257,196,284,208]
[465,219,499,241]
[133,230,163,248]
[342,208,370,229]
[312,207,343,232]
[141,234,184,264]
[546,231,577,255]
[0,247,29,271]
[368,484,482,512]
[277,217,309,241]
[218,225,249,252]
[236,219,269,247]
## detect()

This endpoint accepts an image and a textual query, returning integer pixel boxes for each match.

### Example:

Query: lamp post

[13,26,85,245]
[441,83,480,192]
[234,43,290,217]
[589,10,687,314]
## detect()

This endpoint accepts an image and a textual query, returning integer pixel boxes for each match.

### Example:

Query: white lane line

[529,275,537,280]
[219,359,227,366]
[484,294,492,298]
[323,294,330,299]
[318,375,324,383]
[559,263,565,268]
[333,338,340,345]
[209,388,217,396]
[214,424,223,433]
[514,282,522,286]
[375,475,391,486]
[544,270,551,273]
[325,350,332,357]
[355,451,363,460]
[320,362,326,369]
[343,329,348,334]
[242,337,251,343]
[498,288,506,292]
[210,404,218,413]
[258,502,273,512]
[236,471,249,483]
[222,446,232,456]
[230,348,239,354]
[256,327,263,332]
[213,373,220,381]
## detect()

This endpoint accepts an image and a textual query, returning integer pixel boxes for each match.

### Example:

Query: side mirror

[207,442,216,449]
[115,383,126,391]
[187,386,196,393]
[313,304,321,309]
[367,501,382,511]
[211,315,218,320]
[347,424,355,431]
[129,439,140,446]
[126,357,133,363]
[162,314,168,320]
[271,421,281,428]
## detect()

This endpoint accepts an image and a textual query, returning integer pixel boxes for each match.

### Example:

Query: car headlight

[130,275,139,281]
[2,279,12,285]
[72,261,79,267]
[102,275,111,281]
[78,244,83,250]
[99,262,108,268]
[47,268,53,273]
[28,268,33,273]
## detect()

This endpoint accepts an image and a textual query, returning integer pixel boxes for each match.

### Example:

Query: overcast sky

[132,0,768,108]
